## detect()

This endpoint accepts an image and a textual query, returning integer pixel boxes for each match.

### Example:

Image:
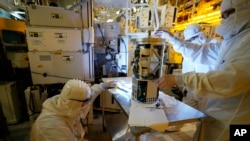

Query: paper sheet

[128,106,169,132]
[128,92,177,132]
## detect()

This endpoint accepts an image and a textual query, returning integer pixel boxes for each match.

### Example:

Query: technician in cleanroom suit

[160,23,222,132]
[164,23,222,111]
[154,0,250,140]
[181,23,221,74]
[183,23,222,111]
[29,79,116,141]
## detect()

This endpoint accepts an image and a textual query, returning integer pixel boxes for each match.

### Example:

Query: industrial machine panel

[158,4,178,28]
[24,86,42,116]
[28,51,85,84]
[137,7,152,29]
[100,90,121,111]
[26,26,82,52]
[103,22,120,38]
[6,52,29,68]
[0,29,29,71]
[0,82,21,124]
[26,5,82,28]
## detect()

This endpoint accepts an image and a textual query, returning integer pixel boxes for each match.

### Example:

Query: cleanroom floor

[6,110,111,141]
[5,110,197,141]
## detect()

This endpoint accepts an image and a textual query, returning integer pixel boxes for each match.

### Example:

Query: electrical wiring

[31,71,75,80]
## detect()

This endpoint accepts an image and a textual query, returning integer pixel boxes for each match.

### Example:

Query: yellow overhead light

[192,15,206,21]
[205,7,213,11]
[192,15,220,23]
[172,10,221,31]
[192,10,220,21]
[207,10,221,16]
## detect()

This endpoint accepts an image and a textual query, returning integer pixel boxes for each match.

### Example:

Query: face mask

[190,36,205,45]
[216,14,236,40]
[79,103,90,119]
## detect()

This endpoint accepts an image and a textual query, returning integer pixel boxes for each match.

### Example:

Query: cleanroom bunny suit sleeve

[175,33,250,98]
[168,36,221,65]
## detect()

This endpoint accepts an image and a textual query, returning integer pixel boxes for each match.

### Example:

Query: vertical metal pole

[175,0,178,7]
[102,89,106,132]
[125,0,129,35]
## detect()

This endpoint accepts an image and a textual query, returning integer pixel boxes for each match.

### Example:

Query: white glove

[154,30,175,40]
[100,81,117,89]
[155,30,183,48]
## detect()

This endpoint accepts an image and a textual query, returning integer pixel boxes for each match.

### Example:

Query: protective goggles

[70,95,92,104]
[186,35,198,42]
[221,8,235,19]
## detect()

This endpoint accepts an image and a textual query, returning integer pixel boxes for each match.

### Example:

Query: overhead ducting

[93,0,127,8]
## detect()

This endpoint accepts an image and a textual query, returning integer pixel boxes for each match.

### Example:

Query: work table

[102,77,213,141]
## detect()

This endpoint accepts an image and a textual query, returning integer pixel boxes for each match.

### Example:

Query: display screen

[1,29,25,44]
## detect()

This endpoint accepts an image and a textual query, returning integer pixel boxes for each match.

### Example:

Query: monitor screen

[1,29,25,44]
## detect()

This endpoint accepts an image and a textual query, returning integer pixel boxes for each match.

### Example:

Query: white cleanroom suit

[155,24,222,133]
[160,25,221,74]
[173,0,250,140]
[29,79,115,141]
[156,23,221,111]
[173,23,222,111]
[181,23,221,74]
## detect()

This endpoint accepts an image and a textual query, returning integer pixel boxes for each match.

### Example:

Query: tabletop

[102,77,212,140]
